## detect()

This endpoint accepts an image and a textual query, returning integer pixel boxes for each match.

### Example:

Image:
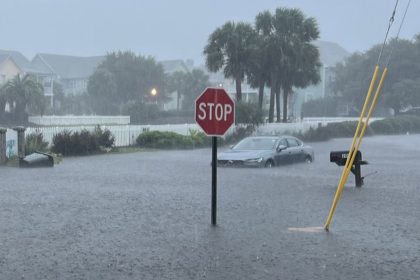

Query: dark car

[217,136,314,168]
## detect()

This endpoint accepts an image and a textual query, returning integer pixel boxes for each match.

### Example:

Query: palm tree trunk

[235,77,242,101]
[176,91,180,111]
[275,84,281,123]
[268,76,276,123]
[258,83,264,109]
[282,87,289,123]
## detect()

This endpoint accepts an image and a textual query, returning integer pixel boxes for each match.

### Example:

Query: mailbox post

[13,126,26,160]
[330,150,368,187]
[0,128,6,165]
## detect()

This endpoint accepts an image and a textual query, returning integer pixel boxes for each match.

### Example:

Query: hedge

[51,126,115,156]
[299,115,420,142]
[136,129,211,149]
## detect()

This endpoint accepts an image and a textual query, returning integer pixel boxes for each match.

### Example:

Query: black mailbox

[330,150,368,187]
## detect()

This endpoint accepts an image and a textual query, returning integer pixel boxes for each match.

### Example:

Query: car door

[285,138,300,163]
[274,138,289,165]
[294,138,306,162]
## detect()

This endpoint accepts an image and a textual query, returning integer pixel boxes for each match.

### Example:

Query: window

[278,138,287,147]
[286,138,299,147]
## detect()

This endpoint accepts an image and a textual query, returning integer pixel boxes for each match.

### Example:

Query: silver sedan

[217,136,314,168]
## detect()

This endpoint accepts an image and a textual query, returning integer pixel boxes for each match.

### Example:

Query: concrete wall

[5,129,17,158]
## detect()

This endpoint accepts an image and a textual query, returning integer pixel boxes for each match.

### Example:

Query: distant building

[1,50,105,107]
[159,59,192,75]
[292,40,349,118]
[0,49,41,84]
[31,53,105,97]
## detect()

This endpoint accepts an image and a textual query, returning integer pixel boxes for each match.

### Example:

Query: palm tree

[3,75,45,122]
[246,34,270,109]
[167,71,186,111]
[255,11,283,122]
[275,9,321,122]
[181,69,210,110]
[203,21,257,101]
[256,8,321,122]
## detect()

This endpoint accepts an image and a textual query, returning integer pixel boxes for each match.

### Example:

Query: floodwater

[0,135,419,279]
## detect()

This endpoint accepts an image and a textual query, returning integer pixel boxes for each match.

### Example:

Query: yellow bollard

[324,66,387,230]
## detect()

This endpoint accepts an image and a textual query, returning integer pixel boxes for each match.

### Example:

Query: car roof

[245,135,299,140]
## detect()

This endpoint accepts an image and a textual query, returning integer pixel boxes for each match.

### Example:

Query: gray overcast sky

[1,0,418,65]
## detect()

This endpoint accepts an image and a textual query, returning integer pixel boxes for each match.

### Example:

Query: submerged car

[217,136,314,168]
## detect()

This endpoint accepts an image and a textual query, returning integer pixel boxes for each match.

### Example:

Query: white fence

[28,115,130,126]
[5,117,384,151]
[25,124,202,147]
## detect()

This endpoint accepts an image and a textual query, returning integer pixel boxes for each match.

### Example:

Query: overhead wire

[377,0,399,65]
[386,0,412,67]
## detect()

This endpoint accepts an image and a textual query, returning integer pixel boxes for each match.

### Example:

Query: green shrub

[235,102,264,127]
[299,115,420,142]
[136,130,211,149]
[223,125,256,145]
[25,132,49,155]
[299,121,373,142]
[51,127,115,156]
[370,115,420,135]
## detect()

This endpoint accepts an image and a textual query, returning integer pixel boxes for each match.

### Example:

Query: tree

[255,10,282,122]
[246,33,270,109]
[203,21,257,101]
[87,68,118,114]
[87,51,167,114]
[166,69,210,111]
[334,37,420,115]
[256,8,321,122]
[2,74,45,122]
[166,71,186,111]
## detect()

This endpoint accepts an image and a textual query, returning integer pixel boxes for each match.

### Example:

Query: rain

[0,1,420,279]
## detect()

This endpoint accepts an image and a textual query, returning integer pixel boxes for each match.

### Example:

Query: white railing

[25,124,201,147]
[28,115,131,126]
[5,117,384,152]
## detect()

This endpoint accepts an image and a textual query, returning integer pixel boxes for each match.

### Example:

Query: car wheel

[305,156,313,163]
[265,160,274,168]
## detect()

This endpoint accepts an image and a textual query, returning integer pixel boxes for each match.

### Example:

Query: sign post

[195,88,235,225]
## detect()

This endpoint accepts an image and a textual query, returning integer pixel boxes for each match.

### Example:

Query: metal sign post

[211,136,217,225]
[195,87,235,226]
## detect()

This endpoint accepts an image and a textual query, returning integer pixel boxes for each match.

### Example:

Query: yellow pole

[327,68,388,225]
[324,66,381,230]
[350,68,389,160]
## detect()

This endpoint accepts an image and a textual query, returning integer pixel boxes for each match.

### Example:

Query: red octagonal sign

[195,87,235,136]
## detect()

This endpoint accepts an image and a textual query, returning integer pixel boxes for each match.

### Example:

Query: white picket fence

[5,117,384,153]
[25,124,202,148]
[28,115,130,126]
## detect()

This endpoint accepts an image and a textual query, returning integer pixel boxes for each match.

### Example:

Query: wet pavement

[0,135,419,279]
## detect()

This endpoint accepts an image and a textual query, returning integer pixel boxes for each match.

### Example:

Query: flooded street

[0,135,419,279]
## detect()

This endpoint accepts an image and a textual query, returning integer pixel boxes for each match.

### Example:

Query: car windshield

[233,138,277,150]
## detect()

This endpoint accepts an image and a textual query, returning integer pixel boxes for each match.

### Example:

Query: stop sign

[195,87,235,136]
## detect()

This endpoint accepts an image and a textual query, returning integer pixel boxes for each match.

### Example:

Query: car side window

[278,138,287,148]
[286,138,299,147]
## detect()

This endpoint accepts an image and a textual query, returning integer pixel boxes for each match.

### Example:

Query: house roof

[0,54,9,64]
[313,41,350,67]
[32,53,105,79]
[0,49,36,72]
[159,60,190,74]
